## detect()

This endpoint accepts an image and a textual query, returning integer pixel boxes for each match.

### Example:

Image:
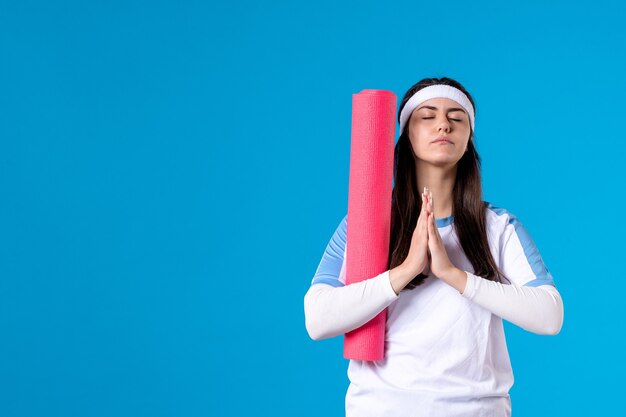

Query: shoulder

[325,213,348,256]
[310,214,349,288]
[484,201,518,221]
[483,201,524,233]
[483,201,533,250]
[484,202,555,287]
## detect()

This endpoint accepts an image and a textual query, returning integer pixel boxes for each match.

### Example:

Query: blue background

[1,1,623,416]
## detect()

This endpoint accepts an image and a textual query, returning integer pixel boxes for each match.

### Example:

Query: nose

[437,117,451,133]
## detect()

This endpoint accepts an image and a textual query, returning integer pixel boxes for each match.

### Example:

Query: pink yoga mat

[344,89,396,361]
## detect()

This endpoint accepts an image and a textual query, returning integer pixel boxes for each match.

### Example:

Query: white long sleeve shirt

[304,269,563,340]
[304,203,564,417]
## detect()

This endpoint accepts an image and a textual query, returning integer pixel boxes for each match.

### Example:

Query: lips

[432,137,452,144]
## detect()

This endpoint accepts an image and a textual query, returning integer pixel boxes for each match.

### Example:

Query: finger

[432,214,443,243]
[427,212,433,235]
[428,216,436,248]
[423,193,431,222]
[430,212,437,234]
[430,212,437,239]
[418,194,425,228]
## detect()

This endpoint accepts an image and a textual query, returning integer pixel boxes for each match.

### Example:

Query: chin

[423,156,463,168]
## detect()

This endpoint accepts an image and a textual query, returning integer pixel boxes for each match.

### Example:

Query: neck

[415,163,456,219]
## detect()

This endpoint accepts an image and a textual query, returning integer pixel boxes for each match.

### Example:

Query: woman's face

[407,97,472,168]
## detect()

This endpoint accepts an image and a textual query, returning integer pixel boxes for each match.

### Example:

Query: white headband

[399,84,475,135]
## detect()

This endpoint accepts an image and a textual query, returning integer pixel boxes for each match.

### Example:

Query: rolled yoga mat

[344,89,396,361]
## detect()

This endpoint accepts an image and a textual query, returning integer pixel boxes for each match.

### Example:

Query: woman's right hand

[401,187,432,276]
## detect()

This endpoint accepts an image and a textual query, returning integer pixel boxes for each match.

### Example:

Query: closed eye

[422,117,462,122]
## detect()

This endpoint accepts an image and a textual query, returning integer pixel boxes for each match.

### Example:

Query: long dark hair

[389,77,507,291]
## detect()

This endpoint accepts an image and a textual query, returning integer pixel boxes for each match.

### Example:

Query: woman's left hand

[425,191,456,280]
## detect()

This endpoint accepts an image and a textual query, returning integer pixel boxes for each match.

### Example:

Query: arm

[456,206,564,335]
[442,268,564,335]
[305,215,415,341]
[304,270,399,341]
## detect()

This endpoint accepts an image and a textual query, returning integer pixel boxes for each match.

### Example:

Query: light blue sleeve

[493,206,556,288]
[310,214,347,288]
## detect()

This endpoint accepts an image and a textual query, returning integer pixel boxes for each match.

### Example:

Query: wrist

[441,267,468,294]
[389,264,417,295]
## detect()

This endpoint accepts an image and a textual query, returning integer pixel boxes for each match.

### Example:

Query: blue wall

[1,0,623,415]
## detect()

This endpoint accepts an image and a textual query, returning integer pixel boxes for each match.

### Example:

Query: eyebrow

[416,105,466,114]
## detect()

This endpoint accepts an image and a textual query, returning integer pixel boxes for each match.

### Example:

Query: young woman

[303,77,564,416]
